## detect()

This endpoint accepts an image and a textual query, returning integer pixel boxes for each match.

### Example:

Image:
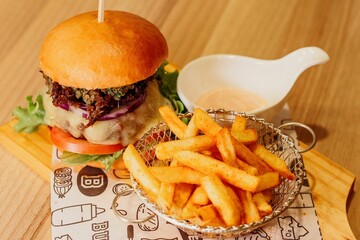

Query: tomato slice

[51,126,124,154]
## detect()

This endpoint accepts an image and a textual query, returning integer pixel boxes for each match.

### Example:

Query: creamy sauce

[43,80,170,145]
[196,87,268,112]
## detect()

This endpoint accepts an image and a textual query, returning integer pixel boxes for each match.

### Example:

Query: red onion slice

[59,103,70,111]
[99,92,146,120]
[66,92,146,121]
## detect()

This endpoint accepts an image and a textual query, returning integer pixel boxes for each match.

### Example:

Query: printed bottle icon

[51,203,105,227]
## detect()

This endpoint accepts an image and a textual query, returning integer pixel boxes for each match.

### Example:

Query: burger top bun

[39,11,168,89]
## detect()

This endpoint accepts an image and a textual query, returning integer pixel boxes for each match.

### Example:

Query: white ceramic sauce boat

[177,46,329,121]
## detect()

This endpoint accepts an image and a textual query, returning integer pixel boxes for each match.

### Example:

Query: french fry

[253,192,273,216]
[236,189,261,224]
[232,137,273,174]
[191,186,210,205]
[231,115,247,131]
[158,105,187,139]
[193,108,222,140]
[181,199,200,219]
[231,116,258,145]
[181,186,211,219]
[206,215,227,227]
[201,175,242,226]
[174,150,260,192]
[183,116,199,138]
[150,166,205,185]
[198,149,213,156]
[256,172,281,192]
[156,160,177,212]
[261,188,273,203]
[225,185,244,223]
[249,143,295,180]
[236,158,258,175]
[157,182,176,212]
[216,127,238,168]
[155,135,215,160]
[123,144,160,200]
[196,204,219,224]
[232,129,258,145]
[172,183,195,208]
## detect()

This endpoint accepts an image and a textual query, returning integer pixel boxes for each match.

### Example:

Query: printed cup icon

[53,167,73,198]
[51,203,105,227]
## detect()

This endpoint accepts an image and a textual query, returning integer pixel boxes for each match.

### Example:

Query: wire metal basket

[115,109,305,238]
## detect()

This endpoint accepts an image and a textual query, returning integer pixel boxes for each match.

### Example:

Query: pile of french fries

[123,106,295,228]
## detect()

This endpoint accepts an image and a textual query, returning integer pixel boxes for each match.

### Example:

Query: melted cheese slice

[43,80,171,145]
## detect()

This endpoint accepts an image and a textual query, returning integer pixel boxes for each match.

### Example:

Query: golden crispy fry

[231,116,257,145]
[157,182,176,212]
[216,127,238,168]
[232,129,258,145]
[232,137,273,174]
[236,189,261,224]
[123,144,160,201]
[158,105,187,139]
[174,150,260,192]
[173,183,195,208]
[149,166,205,185]
[191,186,210,205]
[201,175,242,226]
[181,199,200,219]
[198,150,213,156]
[155,135,215,160]
[225,185,244,223]
[261,188,273,203]
[181,186,211,219]
[206,216,227,227]
[183,116,199,138]
[236,158,258,175]
[196,204,219,223]
[231,115,247,131]
[249,143,295,180]
[156,160,177,212]
[253,192,273,216]
[193,108,222,140]
[256,172,281,192]
[205,147,222,160]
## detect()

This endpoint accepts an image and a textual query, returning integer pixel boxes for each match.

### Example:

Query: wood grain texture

[302,143,356,240]
[0,0,359,239]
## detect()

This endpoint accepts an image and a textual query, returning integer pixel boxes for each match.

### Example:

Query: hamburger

[37,11,173,169]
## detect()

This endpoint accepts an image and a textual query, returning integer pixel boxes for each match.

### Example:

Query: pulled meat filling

[42,72,148,127]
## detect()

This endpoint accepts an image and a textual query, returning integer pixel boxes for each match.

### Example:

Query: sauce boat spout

[277,46,329,86]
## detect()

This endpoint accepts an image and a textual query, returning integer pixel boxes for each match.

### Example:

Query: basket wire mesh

[131,109,304,238]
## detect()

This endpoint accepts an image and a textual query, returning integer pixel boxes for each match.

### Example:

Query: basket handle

[278,122,316,153]
[112,187,157,223]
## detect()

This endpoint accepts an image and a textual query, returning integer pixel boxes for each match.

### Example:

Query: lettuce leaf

[155,61,187,114]
[12,94,46,133]
[60,150,124,171]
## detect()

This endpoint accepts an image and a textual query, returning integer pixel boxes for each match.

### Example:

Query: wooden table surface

[0,0,358,239]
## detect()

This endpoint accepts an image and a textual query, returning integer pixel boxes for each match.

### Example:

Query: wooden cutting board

[0,119,356,240]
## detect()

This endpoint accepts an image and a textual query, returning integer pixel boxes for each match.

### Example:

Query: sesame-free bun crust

[39,11,168,89]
